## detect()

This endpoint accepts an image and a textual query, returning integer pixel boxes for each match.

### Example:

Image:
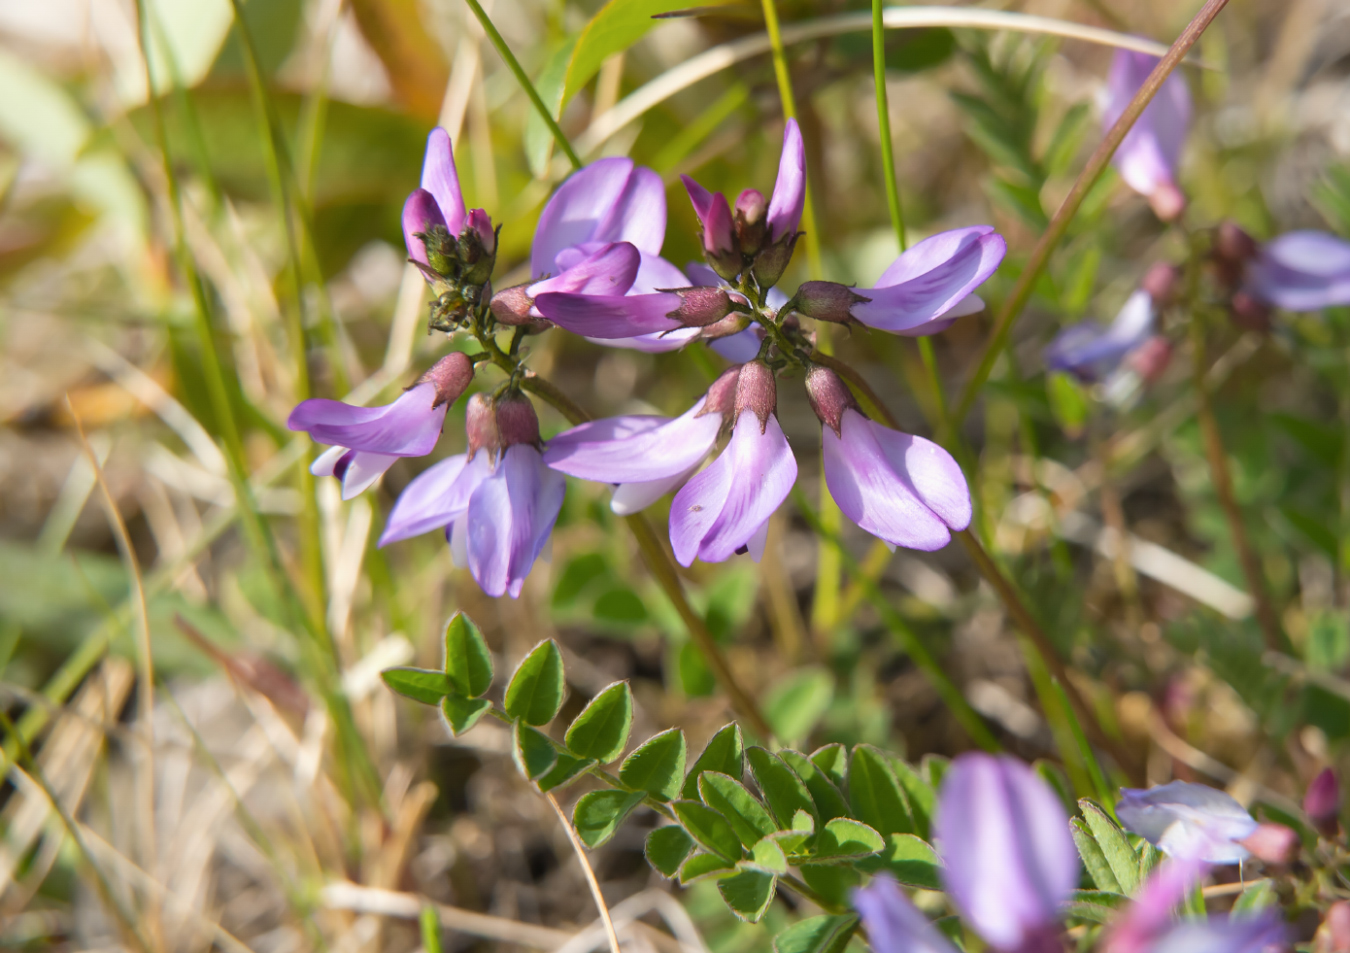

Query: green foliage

[700,772,779,848]
[718,868,777,923]
[772,915,858,953]
[564,681,633,763]
[765,667,835,744]
[504,640,566,725]
[847,744,914,837]
[441,695,493,736]
[381,668,457,705]
[1078,799,1140,896]
[620,727,688,800]
[646,826,695,877]
[443,613,494,697]
[747,747,818,830]
[683,724,745,800]
[573,789,646,847]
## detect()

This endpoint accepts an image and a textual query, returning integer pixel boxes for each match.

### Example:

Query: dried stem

[954,0,1231,422]
[545,792,622,953]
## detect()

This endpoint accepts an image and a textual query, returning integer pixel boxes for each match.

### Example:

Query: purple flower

[807,366,970,551]
[1104,50,1191,221]
[845,227,1006,335]
[935,753,1078,953]
[1246,231,1350,312]
[543,366,738,515]
[684,261,773,362]
[402,128,496,284]
[1116,781,1258,864]
[380,393,564,599]
[853,875,958,953]
[289,353,474,500]
[1045,288,1157,383]
[669,362,798,565]
[1141,913,1287,953]
[1102,858,1207,953]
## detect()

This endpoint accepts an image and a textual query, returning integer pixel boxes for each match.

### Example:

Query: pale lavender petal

[631,253,691,295]
[402,188,446,267]
[710,327,763,362]
[853,876,959,953]
[588,327,703,353]
[669,410,797,566]
[1046,289,1155,381]
[745,518,769,562]
[288,382,446,456]
[379,453,485,545]
[854,228,1007,333]
[448,512,469,567]
[684,261,720,286]
[1148,912,1287,953]
[1117,781,1257,864]
[1248,230,1350,311]
[682,175,716,224]
[1104,52,1191,201]
[766,118,806,242]
[533,158,662,276]
[533,291,684,338]
[311,445,350,477]
[341,452,398,500]
[528,242,641,298]
[544,405,720,483]
[611,465,699,515]
[466,445,565,598]
[421,127,467,237]
[936,753,1078,951]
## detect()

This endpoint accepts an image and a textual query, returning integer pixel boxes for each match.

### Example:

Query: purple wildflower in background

[544,365,739,516]
[853,875,959,953]
[806,366,971,551]
[289,352,474,499]
[1306,767,1340,837]
[1246,231,1350,311]
[1116,780,1258,863]
[1045,289,1157,383]
[1104,50,1191,221]
[402,129,496,283]
[935,753,1078,952]
[380,393,564,599]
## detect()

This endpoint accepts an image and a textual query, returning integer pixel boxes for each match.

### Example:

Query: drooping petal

[745,518,770,561]
[1104,52,1191,203]
[1046,289,1156,381]
[589,327,703,353]
[766,118,806,243]
[936,754,1079,952]
[853,227,1007,333]
[532,158,665,277]
[341,452,399,500]
[311,445,351,477]
[1116,781,1258,864]
[869,418,972,533]
[466,446,565,598]
[288,382,447,456]
[533,291,684,338]
[611,465,702,515]
[853,876,959,953]
[544,405,721,484]
[379,453,490,545]
[421,127,467,237]
[402,188,447,267]
[528,242,641,298]
[669,410,797,566]
[1248,230,1350,311]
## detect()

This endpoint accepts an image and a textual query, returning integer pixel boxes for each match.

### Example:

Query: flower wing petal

[532,157,636,277]
[855,228,1006,333]
[766,118,805,242]
[421,127,467,236]
[533,291,684,338]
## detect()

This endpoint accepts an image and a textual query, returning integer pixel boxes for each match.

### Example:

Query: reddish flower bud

[1125,336,1172,384]
[703,193,742,282]
[1306,767,1340,837]
[1141,262,1180,306]
[1317,901,1350,953]
[792,281,870,324]
[1214,220,1259,264]
[490,284,550,331]
[805,364,859,436]
[698,312,753,342]
[734,361,777,432]
[467,208,496,255]
[735,188,769,257]
[697,364,743,420]
[1239,822,1300,865]
[665,286,736,327]
[1149,181,1186,222]
[1230,290,1271,332]
[465,393,500,460]
[416,352,476,408]
[495,391,541,448]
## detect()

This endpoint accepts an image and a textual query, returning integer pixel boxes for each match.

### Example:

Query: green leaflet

[504,640,565,726]
[564,681,633,763]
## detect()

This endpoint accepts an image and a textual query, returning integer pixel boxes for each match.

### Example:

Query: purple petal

[1045,289,1156,381]
[1105,52,1191,201]
[421,127,467,237]
[1146,911,1288,953]
[709,327,763,363]
[311,445,350,477]
[1103,859,1207,953]
[631,253,691,295]
[466,445,565,598]
[528,242,641,298]
[342,452,398,500]
[544,405,721,483]
[823,413,953,551]
[766,118,805,243]
[588,327,703,353]
[612,466,701,515]
[533,291,684,338]
[853,876,959,953]
[854,227,1007,333]
[402,188,447,267]
[1116,781,1257,864]
[1249,230,1350,311]
[682,175,716,224]
[379,453,489,545]
[288,382,447,456]
[669,410,797,566]
[936,753,1078,951]
[532,159,665,278]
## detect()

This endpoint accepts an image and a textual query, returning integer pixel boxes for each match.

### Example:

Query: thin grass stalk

[953,0,1232,423]
[461,0,582,171]
[545,793,622,953]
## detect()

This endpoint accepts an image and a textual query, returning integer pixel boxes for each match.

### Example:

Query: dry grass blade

[545,792,622,953]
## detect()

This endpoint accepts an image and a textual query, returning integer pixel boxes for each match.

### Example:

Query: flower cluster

[290,119,1006,596]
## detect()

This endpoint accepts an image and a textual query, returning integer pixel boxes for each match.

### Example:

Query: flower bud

[665,287,736,327]
[735,188,769,257]
[702,193,742,282]
[1239,823,1300,866]
[751,231,799,290]
[698,312,753,342]
[490,284,540,327]
[734,361,777,432]
[495,391,541,448]
[420,224,458,277]
[458,209,497,286]
[697,364,742,420]
[792,281,869,324]
[1229,290,1271,333]
[804,364,858,436]
[1141,262,1180,306]
[1306,767,1340,837]
[417,352,475,408]
[1149,181,1186,222]
[465,393,500,460]
[1214,221,1259,264]
[1316,901,1350,953]
[1125,336,1172,384]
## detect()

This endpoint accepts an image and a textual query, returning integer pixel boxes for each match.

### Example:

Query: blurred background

[3,0,1350,949]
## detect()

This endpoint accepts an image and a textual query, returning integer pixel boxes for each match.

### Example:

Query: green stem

[953,0,1231,424]
[462,0,582,171]
[871,0,905,253]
